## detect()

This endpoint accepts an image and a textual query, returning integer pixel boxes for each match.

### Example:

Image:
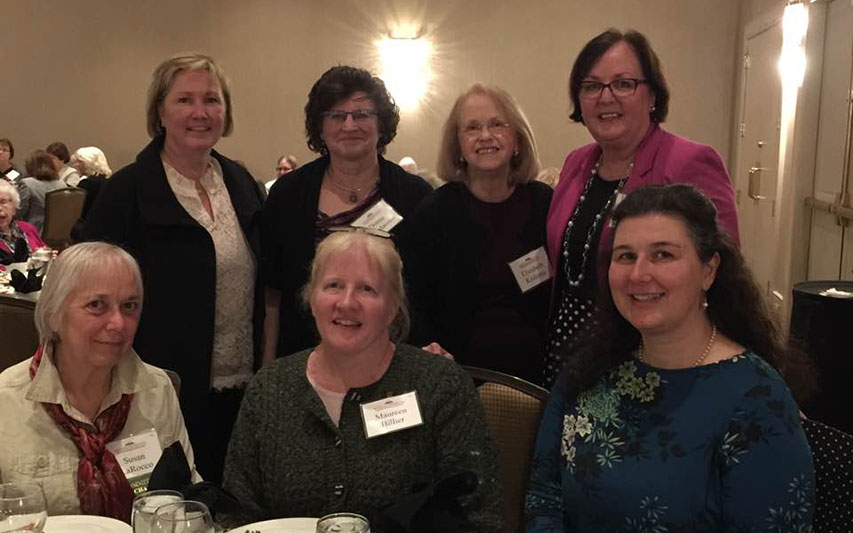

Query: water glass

[150,500,214,533]
[132,490,183,533]
[316,512,370,533]
[0,482,47,533]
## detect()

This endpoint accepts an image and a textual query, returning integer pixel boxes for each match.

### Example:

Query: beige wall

[2,0,739,182]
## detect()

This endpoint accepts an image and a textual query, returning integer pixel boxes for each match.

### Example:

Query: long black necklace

[561,159,633,287]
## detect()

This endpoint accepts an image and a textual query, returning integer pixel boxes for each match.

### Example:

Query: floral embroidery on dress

[765,474,813,532]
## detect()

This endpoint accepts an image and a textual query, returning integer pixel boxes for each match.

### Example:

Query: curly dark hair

[304,65,400,156]
[561,184,815,401]
[568,28,670,124]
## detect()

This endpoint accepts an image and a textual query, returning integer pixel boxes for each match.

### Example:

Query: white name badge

[360,391,423,439]
[508,246,552,293]
[5,170,20,181]
[352,199,403,233]
[105,428,162,494]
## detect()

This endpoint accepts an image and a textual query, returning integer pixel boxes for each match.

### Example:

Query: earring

[650,104,656,113]
[702,298,709,310]
[458,156,467,165]
[513,149,520,158]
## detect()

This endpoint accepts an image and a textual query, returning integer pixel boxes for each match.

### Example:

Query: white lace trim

[163,157,255,389]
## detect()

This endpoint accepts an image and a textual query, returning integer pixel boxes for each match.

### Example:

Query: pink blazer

[546,124,740,276]
[0,220,46,256]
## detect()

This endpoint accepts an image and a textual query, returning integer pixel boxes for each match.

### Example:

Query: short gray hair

[69,146,112,177]
[302,231,410,343]
[0,180,21,210]
[35,242,143,343]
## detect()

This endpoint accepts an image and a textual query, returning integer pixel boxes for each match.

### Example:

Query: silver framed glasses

[460,120,511,139]
[578,78,647,99]
[322,109,378,123]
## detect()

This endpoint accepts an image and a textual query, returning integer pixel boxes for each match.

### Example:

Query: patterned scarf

[29,344,135,521]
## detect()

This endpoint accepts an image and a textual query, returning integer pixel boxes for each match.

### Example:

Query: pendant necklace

[638,323,718,367]
[326,169,375,204]
[561,157,634,287]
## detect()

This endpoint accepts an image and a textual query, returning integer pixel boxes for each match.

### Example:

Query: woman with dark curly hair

[526,184,814,531]
[262,65,431,362]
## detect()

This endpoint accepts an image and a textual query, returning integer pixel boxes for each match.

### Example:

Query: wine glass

[132,490,184,533]
[0,482,47,533]
[150,500,214,533]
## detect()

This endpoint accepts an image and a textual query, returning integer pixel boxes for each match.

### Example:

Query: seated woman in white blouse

[0,242,198,521]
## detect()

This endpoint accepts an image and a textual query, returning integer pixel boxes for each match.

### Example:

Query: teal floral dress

[525,352,814,532]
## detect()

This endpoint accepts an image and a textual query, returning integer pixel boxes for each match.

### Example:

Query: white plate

[227,517,318,533]
[44,514,132,533]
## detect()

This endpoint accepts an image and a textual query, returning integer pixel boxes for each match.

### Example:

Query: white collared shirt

[0,344,199,516]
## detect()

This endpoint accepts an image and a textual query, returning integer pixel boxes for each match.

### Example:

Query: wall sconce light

[778,1,808,88]
[378,35,432,111]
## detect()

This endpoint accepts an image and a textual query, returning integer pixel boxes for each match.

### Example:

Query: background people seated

[0,180,46,264]
[83,52,264,484]
[261,65,431,362]
[405,84,552,385]
[17,149,67,231]
[0,138,23,181]
[543,29,740,388]
[69,146,113,240]
[526,185,814,531]
[0,242,198,520]
[224,231,501,530]
[46,141,82,187]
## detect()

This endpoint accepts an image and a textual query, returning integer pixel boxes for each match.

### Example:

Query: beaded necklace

[561,159,634,287]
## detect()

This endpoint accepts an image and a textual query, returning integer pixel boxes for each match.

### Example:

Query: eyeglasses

[460,120,512,139]
[0,147,10,153]
[0,198,13,206]
[322,109,378,123]
[578,78,647,99]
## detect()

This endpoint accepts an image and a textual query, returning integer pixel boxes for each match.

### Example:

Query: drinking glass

[132,490,183,533]
[0,482,47,533]
[150,500,214,533]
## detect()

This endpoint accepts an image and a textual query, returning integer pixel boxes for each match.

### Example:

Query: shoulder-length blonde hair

[437,84,540,185]
[145,52,234,138]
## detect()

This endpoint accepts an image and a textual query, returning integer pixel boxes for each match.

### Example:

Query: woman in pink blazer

[543,29,739,387]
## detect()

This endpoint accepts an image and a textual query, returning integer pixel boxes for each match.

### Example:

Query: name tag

[352,200,403,233]
[105,428,162,494]
[6,170,20,181]
[360,391,423,439]
[508,246,552,293]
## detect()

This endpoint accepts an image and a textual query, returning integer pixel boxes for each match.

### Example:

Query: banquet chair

[464,366,549,533]
[42,187,86,250]
[164,369,182,395]
[0,294,39,371]
[801,417,853,531]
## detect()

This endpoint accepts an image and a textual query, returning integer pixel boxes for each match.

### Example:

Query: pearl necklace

[561,158,633,287]
[638,324,718,367]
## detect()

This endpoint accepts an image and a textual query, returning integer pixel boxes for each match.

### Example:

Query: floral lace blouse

[525,352,814,532]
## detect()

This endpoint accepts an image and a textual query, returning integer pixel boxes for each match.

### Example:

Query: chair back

[164,369,182,396]
[0,294,39,371]
[802,418,853,532]
[42,188,86,250]
[464,366,549,533]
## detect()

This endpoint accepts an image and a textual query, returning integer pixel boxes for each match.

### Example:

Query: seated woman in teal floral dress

[525,184,815,532]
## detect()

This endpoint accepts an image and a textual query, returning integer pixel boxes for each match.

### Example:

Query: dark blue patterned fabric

[525,352,814,532]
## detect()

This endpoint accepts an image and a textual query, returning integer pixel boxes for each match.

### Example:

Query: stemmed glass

[150,500,214,533]
[0,482,47,533]
[132,490,184,533]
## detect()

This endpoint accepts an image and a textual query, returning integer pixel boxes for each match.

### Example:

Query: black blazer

[83,136,264,422]
[261,155,432,356]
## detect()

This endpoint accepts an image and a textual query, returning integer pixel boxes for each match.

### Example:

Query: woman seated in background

[405,84,552,385]
[69,146,112,240]
[46,141,82,187]
[0,138,23,181]
[0,180,45,265]
[525,185,813,531]
[225,231,501,530]
[543,29,740,388]
[262,65,431,363]
[17,149,67,231]
[0,242,198,520]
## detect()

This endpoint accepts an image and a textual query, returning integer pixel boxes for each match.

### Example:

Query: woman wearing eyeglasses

[262,65,432,364]
[404,84,552,385]
[542,29,739,388]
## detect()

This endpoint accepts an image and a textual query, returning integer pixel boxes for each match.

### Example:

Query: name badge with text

[360,391,423,439]
[352,200,403,233]
[105,428,162,494]
[508,246,552,293]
